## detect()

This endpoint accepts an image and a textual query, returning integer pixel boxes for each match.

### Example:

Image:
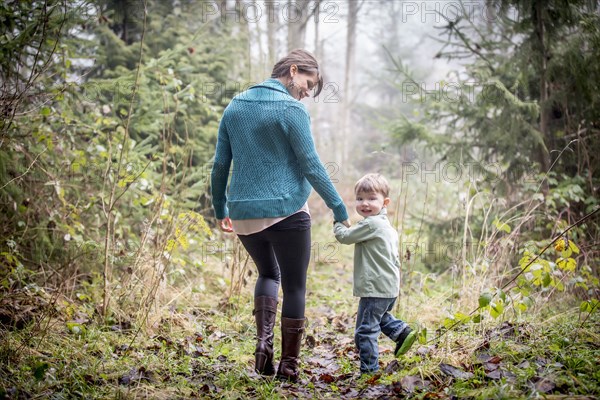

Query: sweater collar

[251,78,293,97]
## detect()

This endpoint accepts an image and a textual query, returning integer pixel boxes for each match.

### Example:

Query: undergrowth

[1,219,598,399]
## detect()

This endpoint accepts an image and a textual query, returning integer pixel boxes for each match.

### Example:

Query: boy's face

[355,191,390,218]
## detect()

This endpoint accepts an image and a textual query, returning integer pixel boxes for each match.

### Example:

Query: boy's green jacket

[333,209,400,298]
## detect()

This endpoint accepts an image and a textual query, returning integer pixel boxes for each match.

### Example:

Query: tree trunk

[533,1,551,175]
[267,0,279,69]
[219,0,228,21]
[236,0,251,80]
[313,0,321,60]
[313,0,322,150]
[341,0,359,166]
[286,0,312,51]
[252,0,265,81]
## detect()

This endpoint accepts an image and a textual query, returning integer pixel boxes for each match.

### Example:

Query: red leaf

[365,373,381,385]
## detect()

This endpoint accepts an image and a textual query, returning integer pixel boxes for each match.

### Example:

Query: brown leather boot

[276,317,305,382]
[253,296,278,375]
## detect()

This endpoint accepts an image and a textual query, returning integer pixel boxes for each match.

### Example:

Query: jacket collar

[363,207,388,219]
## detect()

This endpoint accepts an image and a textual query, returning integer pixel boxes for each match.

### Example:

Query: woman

[211,49,350,382]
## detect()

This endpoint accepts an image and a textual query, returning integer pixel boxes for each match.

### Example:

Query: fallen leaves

[399,375,433,394]
[439,362,475,380]
[383,359,401,374]
[0,287,53,330]
[532,376,557,393]
[119,366,154,385]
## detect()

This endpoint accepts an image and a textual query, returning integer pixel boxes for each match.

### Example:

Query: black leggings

[237,213,311,319]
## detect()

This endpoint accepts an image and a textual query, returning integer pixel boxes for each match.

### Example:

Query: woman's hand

[340,219,351,228]
[218,217,234,233]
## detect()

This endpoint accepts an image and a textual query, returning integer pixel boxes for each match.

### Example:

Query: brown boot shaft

[253,296,278,375]
[276,317,305,382]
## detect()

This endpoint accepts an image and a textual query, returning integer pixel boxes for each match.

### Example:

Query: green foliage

[492,218,511,234]
[461,231,596,325]
[580,298,599,314]
[0,0,243,317]
[478,292,492,308]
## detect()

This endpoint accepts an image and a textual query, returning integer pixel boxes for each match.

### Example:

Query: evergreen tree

[391,1,600,191]
[387,1,600,270]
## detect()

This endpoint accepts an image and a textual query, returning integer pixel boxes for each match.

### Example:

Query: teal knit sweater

[211,78,348,222]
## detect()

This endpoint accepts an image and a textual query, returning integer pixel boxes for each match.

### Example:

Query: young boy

[333,173,416,374]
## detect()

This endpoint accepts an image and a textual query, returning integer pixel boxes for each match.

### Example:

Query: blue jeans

[355,297,408,373]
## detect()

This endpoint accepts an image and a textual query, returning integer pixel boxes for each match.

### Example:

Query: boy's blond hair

[354,173,390,198]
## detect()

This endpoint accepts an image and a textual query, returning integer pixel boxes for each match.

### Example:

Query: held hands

[340,219,351,228]
[218,217,234,233]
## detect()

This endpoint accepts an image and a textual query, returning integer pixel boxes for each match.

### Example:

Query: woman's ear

[290,64,297,77]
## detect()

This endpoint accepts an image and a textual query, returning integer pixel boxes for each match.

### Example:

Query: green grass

[1,220,599,399]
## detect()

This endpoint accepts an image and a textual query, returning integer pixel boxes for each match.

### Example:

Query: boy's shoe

[394,327,417,357]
